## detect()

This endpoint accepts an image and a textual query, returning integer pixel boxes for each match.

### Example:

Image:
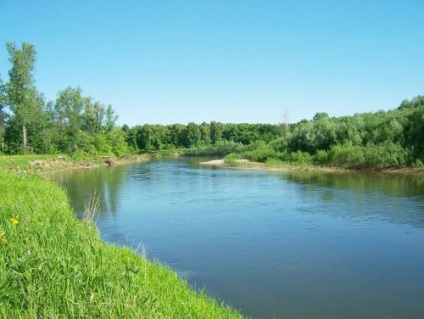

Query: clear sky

[1,1,423,126]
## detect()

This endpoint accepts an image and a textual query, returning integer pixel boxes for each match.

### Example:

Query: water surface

[52,158,424,318]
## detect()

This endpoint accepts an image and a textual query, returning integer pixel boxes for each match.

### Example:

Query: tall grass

[0,171,244,318]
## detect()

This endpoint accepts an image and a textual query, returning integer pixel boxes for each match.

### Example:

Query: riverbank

[0,154,151,174]
[200,158,345,173]
[0,159,244,318]
[200,158,424,175]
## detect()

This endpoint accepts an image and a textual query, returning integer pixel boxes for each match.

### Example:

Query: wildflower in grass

[0,231,6,245]
[10,216,19,226]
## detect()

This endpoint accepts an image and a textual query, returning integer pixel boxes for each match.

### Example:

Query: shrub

[224,153,239,165]
[327,144,365,168]
[287,150,313,165]
[313,150,329,165]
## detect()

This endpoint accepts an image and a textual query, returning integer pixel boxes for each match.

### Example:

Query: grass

[264,158,314,169]
[0,154,66,171]
[0,170,244,318]
[0,154,153,174]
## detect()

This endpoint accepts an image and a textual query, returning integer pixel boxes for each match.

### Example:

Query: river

[52,157,424,318]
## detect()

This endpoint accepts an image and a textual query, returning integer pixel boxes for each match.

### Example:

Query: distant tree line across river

[1,42,424,169]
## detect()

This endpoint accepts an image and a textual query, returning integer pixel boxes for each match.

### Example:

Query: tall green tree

[210,121,224,144]
[0,74,6,153]
[52,86,87,154]
[185,122,201,147]
[167,124,186,148]
[105,105,118,132]
[5,42,44,152]
[199,122,211,145]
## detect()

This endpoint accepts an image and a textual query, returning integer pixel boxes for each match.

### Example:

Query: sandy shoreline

[200,158,424,175]
[200,158,294,172]
[201,159,226,166]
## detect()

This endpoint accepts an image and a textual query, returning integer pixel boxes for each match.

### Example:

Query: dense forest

[122,98,424,169]
[1,42,423,169]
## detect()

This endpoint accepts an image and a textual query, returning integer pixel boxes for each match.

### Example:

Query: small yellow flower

[0,231,6,245]
[10,217,19,226]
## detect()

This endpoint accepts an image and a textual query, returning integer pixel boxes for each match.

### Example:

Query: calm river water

[52,158,424,318]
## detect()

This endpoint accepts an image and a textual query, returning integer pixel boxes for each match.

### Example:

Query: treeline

[2,43,424,169]
[242,97,424,169]
[122,122,282,154]
[0,42,127,157]
[123,96,424,169]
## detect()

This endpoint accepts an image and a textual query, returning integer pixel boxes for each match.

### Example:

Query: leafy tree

[334,116,363,146]
[223,123,261,144]
[51,86,120,155]
[52,87,87,154]
[257,124,282,143]
[107,127,128,156]
[403,106,424,161]
[199,122,211,145]
[5,42,45,153]
[167,124,186,148]
[288,121,315,153]
[122,124,137,151]
[0,74,6,152]
[105,105,118,132]
[135,124,164,151]
[398,96,424,110]
[210,121,224,144]
[313,112,329,122]
[311,114,337,151]
[82,100,104,134]
[185,122,201,147]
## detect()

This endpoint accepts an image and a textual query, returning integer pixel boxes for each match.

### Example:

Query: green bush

[185,141,246,156]
[287,150,313,165]
[327,143,409,169]
[327,144,365,168]
[242,142,277,162]
[412,159,424,168]
[361,143,409,168]
[224,153,239,165]
[313,150,329,165]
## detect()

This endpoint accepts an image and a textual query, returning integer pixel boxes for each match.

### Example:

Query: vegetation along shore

[201,157,424,175]
[1,42,424,171]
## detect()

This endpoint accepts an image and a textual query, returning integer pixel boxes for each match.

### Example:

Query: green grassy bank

[0,154,153,174]
[0,171,243,318]
[0,154,105,173]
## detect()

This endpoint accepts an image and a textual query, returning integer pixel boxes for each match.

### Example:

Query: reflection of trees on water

[281,171,424,228]
[52,165,128,218]
[52,161,424,229]
[284,171,424,198]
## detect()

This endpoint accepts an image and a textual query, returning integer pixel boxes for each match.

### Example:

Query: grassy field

[0,170,244,318]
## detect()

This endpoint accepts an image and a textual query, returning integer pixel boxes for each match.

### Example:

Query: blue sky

[1,1,423,126]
